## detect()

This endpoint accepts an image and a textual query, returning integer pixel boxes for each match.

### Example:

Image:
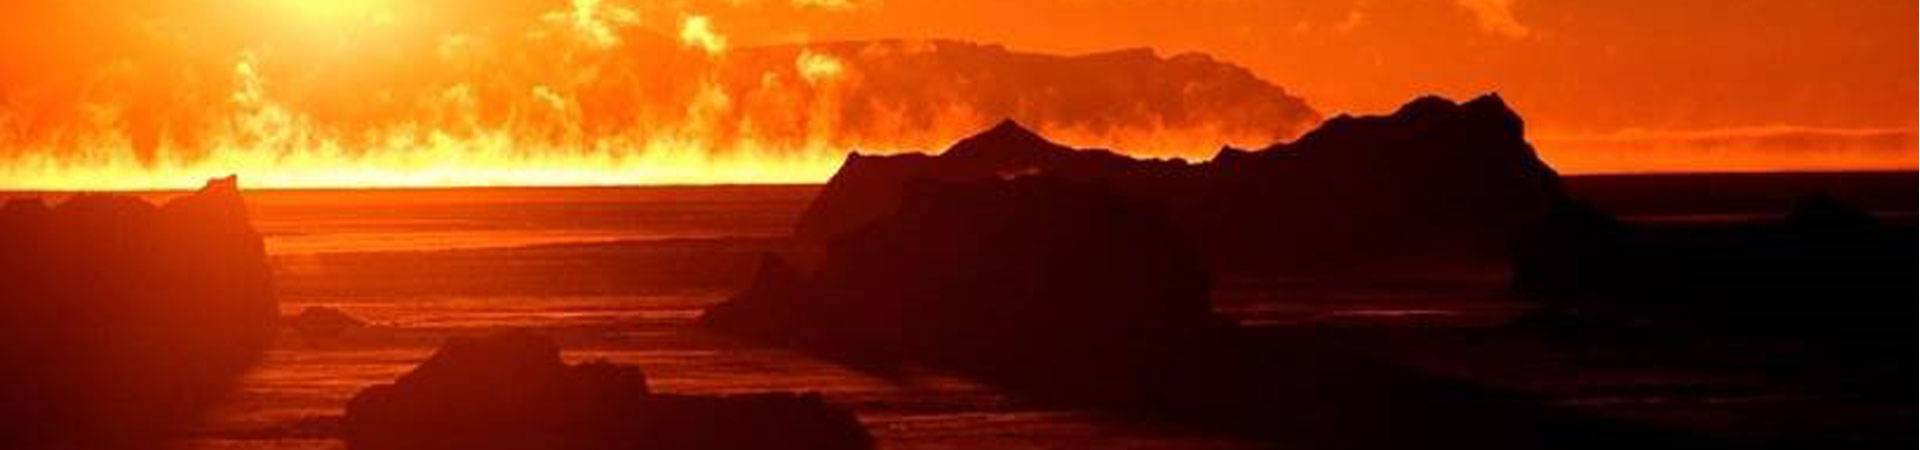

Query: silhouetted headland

[796,94,1564,276]
[710,175,1225,363]
[0,176,277,447]
[704,94,1919,448]
[705,173,1691,449]
[344,331,873,450]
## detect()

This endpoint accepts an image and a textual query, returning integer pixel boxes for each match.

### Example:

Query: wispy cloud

[791,0,862,10]
[1334,10,1367,33]
[679,15,727,54]
[1454,0,1531,39]
[1535,126,1919,172]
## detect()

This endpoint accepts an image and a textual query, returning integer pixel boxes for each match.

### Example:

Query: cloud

[1534,126,1919,172]
[795,50,845,84]
[1333,10,1366,33]
[546,0,640,48]
[1538,125,1918,150]
[679,15,727,54]
[791,0,860,10]
[1454,0,1531,39]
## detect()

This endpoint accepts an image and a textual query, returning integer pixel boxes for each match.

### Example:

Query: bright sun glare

[260,0,394,27]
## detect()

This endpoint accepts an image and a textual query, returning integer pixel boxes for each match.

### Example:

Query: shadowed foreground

[0,176,278,448]
[705,96,1914,449]
[344,331,873,450]
[706,174,1710,449]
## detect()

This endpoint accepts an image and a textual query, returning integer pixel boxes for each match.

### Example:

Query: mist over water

[245,186,816,254]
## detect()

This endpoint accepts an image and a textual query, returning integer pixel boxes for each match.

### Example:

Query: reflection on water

[145,185,1907,448]
[186,297,1259,449]
[244,186,818,255]
[178,186,1262,449]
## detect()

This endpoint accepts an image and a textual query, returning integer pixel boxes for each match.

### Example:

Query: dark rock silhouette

[0,175,277,447]
[1200,94,1563,273]
[792,119,1187,243]
[707,174,1700,449]
[1508,192,1915,446]
[1515,193,1917,328]
[344,331,872,450]
[287,306,370,337]
[1782,192,1882,232]
[1562,171,1919,217]
[795,94,1564,275]
[712,175,1223,365]
[703,96,1894,447]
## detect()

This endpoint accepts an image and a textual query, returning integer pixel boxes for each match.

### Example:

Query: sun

[258,0,395,28]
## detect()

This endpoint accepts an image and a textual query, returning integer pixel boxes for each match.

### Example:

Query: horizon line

[1,168,1911,195]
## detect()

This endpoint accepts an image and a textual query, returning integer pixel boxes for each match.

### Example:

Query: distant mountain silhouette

[594,39,1325,153]
[0,176,277,447]
[796,94,1564,276]
[344,331,871,450]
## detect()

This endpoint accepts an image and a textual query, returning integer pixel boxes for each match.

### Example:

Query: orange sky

[0,0,1913,189]
[704,0,1917,132]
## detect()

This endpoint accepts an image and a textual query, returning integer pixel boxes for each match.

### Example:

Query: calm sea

[7,175,1904,448]
[178,186,1266,449]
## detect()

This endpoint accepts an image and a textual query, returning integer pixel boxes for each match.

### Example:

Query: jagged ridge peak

[943,118,1070,160]
[794,92,1566,273]
[1276,93,1526,149]
[1233,93,1526,156]
[1392,95,1464,117]
[1389,93,1523,136]
[1390,93,1512,119]
[1462,93,1524,138]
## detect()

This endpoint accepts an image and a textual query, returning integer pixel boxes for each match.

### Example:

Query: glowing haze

[0,0,1912,189]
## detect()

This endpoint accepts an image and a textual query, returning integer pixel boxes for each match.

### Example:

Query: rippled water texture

[178,186,1269,449]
